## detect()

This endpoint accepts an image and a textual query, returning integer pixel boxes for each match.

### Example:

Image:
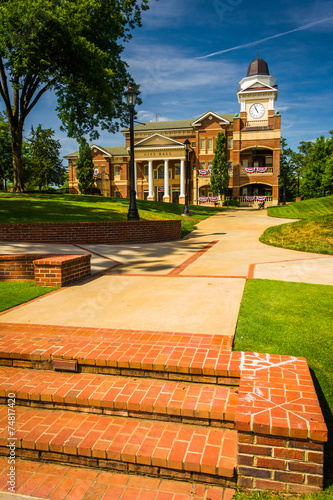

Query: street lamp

[183,139,191,216]
[124,83,140,221]
[196,176,199,206]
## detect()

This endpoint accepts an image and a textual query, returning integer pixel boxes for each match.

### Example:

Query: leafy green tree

[210,131,229,201]
[0,112,12,190]
[28,125,65,191]
[300,133,333,199]
[76,138,95,194]
[0,0,149,191]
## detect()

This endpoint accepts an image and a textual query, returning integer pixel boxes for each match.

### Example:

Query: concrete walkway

[0,209,332,337]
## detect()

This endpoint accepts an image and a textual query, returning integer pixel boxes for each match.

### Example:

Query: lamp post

[183,139,191,216]
[196,176,199,206]
[124,83,140,221]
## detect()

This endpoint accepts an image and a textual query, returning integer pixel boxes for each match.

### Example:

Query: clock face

[249,103,265,119]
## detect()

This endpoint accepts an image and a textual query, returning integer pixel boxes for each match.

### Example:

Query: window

[175,163,180,176]
[228,138,233,149]
[192,142,196,148]
[154,165,171,179]
[200,162,206,169]
[144,165,148,176]
[208,138,213,151]
[243,160,248,169]
[94,168,99,174]
[208,162,213,170]
[114,166,121,176]
[102,166,106,173]
[200,138,206,151]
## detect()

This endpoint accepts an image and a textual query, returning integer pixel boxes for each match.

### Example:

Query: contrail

[196,17,333,59]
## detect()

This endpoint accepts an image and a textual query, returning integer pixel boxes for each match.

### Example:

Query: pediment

[134,133,185,148]
[191,111,230,126]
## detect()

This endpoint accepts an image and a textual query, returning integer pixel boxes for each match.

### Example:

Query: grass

[234,279,333,494]
[267,196,333,219]
[260,196,333,255]
[0,281,58,312]
[0,192,224,237]
[260,214,333,255]
[232,488,333,500]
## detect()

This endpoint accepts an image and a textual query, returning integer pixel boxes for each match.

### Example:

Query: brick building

[66,57,281,206]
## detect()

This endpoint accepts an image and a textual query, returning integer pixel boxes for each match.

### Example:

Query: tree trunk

[11,126,24,192]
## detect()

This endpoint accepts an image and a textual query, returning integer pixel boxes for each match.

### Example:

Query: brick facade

[0,220,181,244]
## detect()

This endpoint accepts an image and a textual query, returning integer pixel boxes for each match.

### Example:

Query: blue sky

[10,0,333,159]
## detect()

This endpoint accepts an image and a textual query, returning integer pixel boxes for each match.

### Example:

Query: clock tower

[237,57,278,125]
[231,57,281,205]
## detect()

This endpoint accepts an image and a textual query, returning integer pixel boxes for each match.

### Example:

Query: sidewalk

[0,209,332,338]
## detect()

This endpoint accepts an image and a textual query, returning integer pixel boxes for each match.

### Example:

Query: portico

[133,134,187,203]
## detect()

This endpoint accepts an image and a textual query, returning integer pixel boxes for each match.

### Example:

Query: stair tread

[0,457,236,500]
[0,323,239,378]
[0,406,238,478]
[0,367,238,423]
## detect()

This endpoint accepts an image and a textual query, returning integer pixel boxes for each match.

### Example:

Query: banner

[244,167,267,173]
[198,169,210,175]
[158,186,164,192]
[256,167,267,173]
[245,196,256,202]
[199,197,209,203]
[257,196,267,201]
[209,197,218,202]
[93,172,101,178]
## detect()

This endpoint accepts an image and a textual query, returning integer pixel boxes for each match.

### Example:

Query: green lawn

[0,192,224,237]
[234,279,333,494]
[0,281,58,312]
[260,197,333,255]
[267,196,333,219]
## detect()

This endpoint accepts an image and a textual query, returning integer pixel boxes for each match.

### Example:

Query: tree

[300,133,333,199]
[0,112,12,190]
[76,138,95,194]
[0,0,149,191]
[210,131,229,201]
[28,125,65,191]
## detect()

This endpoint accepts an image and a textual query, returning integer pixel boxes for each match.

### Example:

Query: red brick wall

[237,432,324,494]
[34,255,91,287]
[0,221,181,244]
[0,254,46,281]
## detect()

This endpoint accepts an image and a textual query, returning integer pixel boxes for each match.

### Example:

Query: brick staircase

[0,323,328,498]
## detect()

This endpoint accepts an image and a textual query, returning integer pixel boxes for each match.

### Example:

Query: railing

[245,119,269,128]
[241,167,273,174]
[239,196,273,204]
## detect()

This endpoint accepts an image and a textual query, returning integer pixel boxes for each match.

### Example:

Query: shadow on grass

[310,368,333,488]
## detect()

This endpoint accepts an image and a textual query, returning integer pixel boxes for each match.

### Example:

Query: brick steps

[0,367,238,427]
[0,323,238,384]
[0,457,236,499]
[0,406,238,486]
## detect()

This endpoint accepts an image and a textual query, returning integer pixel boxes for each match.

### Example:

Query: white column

[163,159,169,201]
[180,159,185,197]
[148,160,153,200]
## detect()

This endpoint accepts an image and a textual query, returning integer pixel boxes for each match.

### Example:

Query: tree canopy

[28,125,65,191]
[0,0,149,191]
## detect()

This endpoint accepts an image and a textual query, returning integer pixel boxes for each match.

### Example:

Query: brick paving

[0,367,238,426]
[0,457,236,499]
